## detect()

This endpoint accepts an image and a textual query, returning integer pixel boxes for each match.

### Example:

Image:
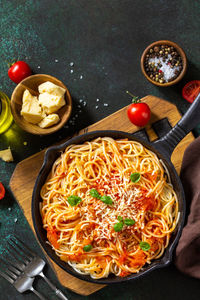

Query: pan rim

[32,130,186,284]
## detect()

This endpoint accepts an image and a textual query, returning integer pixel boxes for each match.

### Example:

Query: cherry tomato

[127,102,151,127]
[182,80,200,103]
[0,182,5,200]
[8,61,32,84]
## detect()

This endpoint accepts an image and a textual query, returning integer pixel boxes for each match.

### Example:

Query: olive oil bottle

[0,91,13,134]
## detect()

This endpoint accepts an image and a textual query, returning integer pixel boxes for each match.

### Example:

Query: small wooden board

[9,95,195,295]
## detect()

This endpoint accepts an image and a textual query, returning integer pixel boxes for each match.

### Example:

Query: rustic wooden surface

[9,95,195,296]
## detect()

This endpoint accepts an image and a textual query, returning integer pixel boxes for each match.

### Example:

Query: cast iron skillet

[32,93,200,284]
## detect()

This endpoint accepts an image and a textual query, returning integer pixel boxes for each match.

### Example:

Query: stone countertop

[0,1,200,299]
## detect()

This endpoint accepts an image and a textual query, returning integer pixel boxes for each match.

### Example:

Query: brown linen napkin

[175,136,200,279]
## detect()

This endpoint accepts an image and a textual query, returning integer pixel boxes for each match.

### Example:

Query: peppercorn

[154,46,159,52]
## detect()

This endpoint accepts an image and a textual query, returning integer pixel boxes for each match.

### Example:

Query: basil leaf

[117,216,123,222]
[124,218,135,226]
[83,244,93,252]
[130,172,141,183]
[114,222,124,232]
[139,241,151,251]
[67,195,82,206]
[100,195,113,205]
[90,188,101,199]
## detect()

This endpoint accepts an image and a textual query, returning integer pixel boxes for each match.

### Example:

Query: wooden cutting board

[9,95,195,296]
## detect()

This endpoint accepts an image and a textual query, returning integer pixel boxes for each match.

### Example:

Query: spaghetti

[41,137,179,279]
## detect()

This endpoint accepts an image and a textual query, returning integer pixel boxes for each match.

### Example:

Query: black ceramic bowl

[32,129,186,284]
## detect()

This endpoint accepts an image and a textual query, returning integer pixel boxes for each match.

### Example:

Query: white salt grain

[37,66,41,69]
[55,59,58,63]
[104,103,109,107]
[14,218,18,223]
[70,69,74,74]
[79,99,83,103]
[83,101,87,106]
[70,62,74,67]
[80,75,83,79]
[95,105,99,109]
[96,98,100,102]
[8,207,12,211]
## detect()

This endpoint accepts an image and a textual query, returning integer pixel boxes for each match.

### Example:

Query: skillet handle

[153,92,200,158]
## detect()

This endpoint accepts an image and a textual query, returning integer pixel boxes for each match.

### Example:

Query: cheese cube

[38,81,66,97]
[21,90,43,124]
[38,114,60,128]
[38,92,65,114]
[0,148,14,162]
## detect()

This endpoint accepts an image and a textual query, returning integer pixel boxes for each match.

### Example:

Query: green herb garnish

[67,195,82,207]
[114,222,124,232]
[90,189,113,205]
[124,218,135,226]
[114,217,135,232]
[139,241,151,251]
[89,188,101,199]
[100,195,113,205]
[130,172,141,183]
[117,216,123,222]
[83,244,93,252]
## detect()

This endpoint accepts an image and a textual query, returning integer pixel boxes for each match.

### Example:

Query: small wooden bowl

[11,74,72,135]
[141,40,187,87]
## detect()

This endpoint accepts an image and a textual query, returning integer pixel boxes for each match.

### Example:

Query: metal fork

[7,236,68,300]
[0,259,46,299]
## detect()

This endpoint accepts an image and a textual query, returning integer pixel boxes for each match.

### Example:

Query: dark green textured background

[0,1,200,299]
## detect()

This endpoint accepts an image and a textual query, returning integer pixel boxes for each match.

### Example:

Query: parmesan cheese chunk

[38,93,65,114]
[21,90,44,124]
[0,148,13,162]
[38,114,60,128]
[38,81,66,97]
